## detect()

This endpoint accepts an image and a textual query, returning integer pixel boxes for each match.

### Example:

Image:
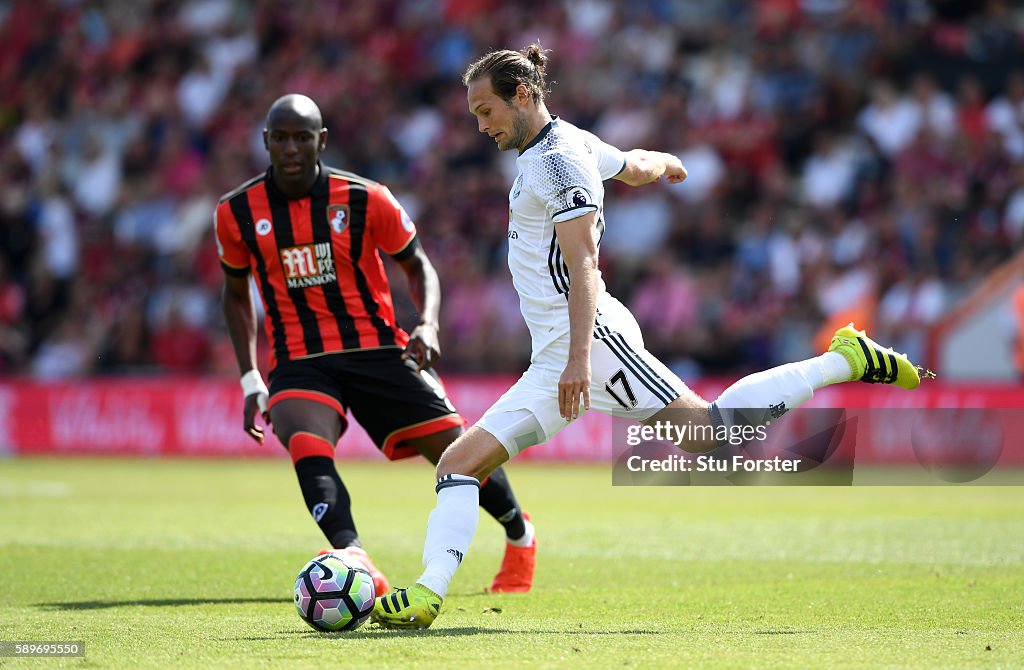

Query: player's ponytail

[524,43,548,76]
[463,43,553,104]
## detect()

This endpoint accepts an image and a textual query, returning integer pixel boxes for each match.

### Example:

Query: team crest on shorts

[327,205,350,234]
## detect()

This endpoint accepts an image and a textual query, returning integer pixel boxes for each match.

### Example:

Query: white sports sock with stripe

[417,474,480,599]
[711,353,851,430]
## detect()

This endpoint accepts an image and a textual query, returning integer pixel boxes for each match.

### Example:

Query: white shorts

[478,310,688,457]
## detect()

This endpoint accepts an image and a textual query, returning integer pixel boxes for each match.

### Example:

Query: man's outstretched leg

[657,323,931,449]
[407,428,536,593]
[372,427,510,629]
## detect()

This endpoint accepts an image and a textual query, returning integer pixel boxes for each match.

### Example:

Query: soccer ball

[294,552,375,632]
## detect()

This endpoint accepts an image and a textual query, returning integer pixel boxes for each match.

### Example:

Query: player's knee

[275,424,316,451]
[435,444,478,479]
[269,409,302,447]
[646,399,718,454]
[270,399,343,447]
[435,429,507,481]
[272,424,295,448]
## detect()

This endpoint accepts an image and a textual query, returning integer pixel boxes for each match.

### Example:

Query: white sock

[711,354,849,430]
[507,518,535,547]
[417,474,480,599]
[818,351,854,385]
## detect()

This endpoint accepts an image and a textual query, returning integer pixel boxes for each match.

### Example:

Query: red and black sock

[290,433,359,549]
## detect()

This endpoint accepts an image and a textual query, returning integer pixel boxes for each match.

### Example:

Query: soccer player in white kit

[372,45,928,629]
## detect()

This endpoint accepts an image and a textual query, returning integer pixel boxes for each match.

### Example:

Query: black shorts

[267,347,465,460]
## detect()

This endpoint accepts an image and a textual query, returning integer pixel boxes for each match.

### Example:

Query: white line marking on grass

[0,479,70,497]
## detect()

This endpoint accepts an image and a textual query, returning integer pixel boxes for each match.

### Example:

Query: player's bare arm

[555,210,600,421]
[614,149,688,186]
[396,241,443,371]
[222,272,268,442]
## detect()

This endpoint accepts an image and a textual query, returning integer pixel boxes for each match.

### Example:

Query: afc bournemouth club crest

[327,205,350,234]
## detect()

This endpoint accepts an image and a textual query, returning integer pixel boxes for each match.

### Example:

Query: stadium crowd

[1,0,1023,379]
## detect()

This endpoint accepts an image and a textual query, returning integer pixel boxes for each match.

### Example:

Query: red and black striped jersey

[215,163,415,369]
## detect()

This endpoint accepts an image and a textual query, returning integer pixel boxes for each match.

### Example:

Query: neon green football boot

[828,323,935,390]
[371,584,443,629]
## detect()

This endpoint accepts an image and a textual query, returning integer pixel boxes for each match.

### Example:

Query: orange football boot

[489,511,536,593]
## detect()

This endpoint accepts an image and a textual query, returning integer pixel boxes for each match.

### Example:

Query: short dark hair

[462,44,551,104]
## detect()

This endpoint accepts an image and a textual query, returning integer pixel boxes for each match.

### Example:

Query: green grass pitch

[1,458,1021,669]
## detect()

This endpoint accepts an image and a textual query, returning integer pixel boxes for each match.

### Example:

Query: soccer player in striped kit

[216,94,536,597]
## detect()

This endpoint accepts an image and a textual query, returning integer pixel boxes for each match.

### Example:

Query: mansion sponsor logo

[280,243,336,288]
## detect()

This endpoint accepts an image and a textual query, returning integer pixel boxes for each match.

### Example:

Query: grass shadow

[237,626,506,640]
[37,598,287,611]
[235,627,666,640]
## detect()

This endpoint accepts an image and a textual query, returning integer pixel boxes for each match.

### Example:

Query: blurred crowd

[1,0,1023,380]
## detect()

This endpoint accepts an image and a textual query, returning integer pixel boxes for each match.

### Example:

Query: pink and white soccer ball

[294,552,375,632]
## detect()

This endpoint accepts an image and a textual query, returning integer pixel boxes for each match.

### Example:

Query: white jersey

[507,116,627,363]
[480,117,688,454]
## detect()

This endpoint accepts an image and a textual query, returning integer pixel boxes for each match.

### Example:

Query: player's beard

[501,109,532,152]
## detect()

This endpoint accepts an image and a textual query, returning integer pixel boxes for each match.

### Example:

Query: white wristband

[240,369,269,398]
